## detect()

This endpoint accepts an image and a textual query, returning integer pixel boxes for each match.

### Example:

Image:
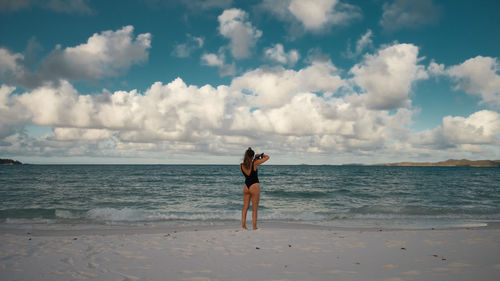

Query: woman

[240,147,269,230]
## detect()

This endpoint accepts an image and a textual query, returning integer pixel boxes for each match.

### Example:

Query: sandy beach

[1,223,499,281]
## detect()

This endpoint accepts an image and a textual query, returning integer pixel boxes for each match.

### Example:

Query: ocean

[1,165,499,230]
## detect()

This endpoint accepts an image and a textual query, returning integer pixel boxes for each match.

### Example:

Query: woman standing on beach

[240,147,269,230]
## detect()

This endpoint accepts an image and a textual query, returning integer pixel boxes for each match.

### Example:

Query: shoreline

[1,220,499,237]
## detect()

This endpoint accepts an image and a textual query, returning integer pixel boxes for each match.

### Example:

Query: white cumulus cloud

[428,56,500,108]
[427,60,445,76]
[0,84,26,139]
[0,78,231,156]
[415,110,500,152]
[259,0,361,34]
[44,25,151,80]
[0,48,26,83]
[218,8,262,59]
[0,25,151,89]
[349,43,428,110]
[345,29,373,58]
[264,43,300,66]
[53,128,113,141]
[1,42,498,161]
[440,110,500,145]
[231,60,345,108]
[447,56,500,108]
[201,52,236,77]
[289,0,360,31]
[229,91,415,155]
[201,53,224,67]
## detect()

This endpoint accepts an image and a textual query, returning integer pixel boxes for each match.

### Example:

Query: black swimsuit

[241,161,259,188]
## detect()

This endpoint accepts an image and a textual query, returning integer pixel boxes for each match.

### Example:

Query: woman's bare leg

[250,184,260,230]
[241,186,251,229]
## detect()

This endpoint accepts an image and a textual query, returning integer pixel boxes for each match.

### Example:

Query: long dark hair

[242,147,255,170]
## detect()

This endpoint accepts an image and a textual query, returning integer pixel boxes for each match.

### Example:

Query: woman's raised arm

[254,154,269,167]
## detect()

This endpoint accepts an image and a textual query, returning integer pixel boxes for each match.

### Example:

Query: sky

[0,0,499,164]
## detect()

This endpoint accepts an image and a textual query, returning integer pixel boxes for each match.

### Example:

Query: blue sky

[0,0,499,164]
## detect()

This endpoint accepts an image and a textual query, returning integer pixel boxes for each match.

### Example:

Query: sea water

[1,165,499,229]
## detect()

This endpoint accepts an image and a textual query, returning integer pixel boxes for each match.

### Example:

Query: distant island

[0,158,23,165]
[378,159,500,167]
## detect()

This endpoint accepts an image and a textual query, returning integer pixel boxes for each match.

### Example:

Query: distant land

[0,158,23,165]
[0,158,498,167]
[376,159,500,167]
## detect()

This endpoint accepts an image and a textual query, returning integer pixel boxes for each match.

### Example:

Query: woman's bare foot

[242,226,248,230]
[253,226,258,230]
